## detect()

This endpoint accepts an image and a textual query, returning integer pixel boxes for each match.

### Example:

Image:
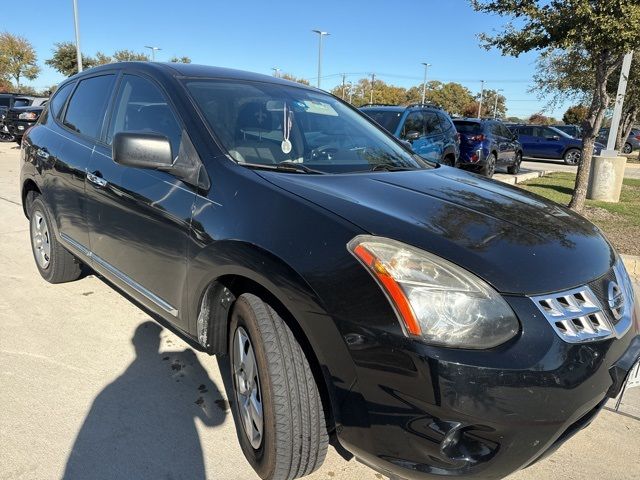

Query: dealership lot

[0,142,638,480]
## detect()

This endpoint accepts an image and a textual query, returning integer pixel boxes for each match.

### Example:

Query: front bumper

[8,120,36,138]
[335,293,640,480]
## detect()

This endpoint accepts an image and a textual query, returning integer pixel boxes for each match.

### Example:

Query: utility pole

[478,80,485,119]
[348,83,354,104]
[421,62,431,105]
[341,73,347,99]
[312,30,330,89]
[370,73,375,104]
[145,46,162,61]
[72,0,82,72]
[271,67,281,78]
[493,88,504,119]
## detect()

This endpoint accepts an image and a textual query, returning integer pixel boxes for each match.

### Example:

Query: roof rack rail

[358,103,399,108]
[404,102,443,110]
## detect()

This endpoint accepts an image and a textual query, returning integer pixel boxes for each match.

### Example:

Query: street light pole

[478,80,485,119]
[312,30,329,89]
[493,88,504,119]
[421,63,431,105]
[370,73,375,104]
[72,0,82,72]
[604,51,634,156]
[144,46,162,61]
[271,67,281,78]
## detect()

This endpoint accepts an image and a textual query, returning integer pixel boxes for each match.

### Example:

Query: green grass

[519,173,640,255]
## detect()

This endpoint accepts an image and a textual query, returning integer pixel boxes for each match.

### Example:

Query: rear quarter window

[49,83,75,120]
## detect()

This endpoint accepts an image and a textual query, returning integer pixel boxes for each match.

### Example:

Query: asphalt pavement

[1,142,638,480]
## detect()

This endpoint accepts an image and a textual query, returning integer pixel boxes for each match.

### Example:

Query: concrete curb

[494,169,555,185]
[621,254,640,282]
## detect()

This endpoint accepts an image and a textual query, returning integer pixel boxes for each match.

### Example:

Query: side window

[107,75,182,157]
[542,127,558,138]
[424,112,443,135]
[402,111,425,137]
[437,113,453,132]
[49,82,74,120]
[489,123,502,136]
[63,75,116,139]
[499,124,512,138]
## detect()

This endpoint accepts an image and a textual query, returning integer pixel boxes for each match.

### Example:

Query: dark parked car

[552,124,582,138]
[452,118,523,177]
[597,127,640,154]
[0,94,46,142]
[7,101,47,144]
[359,104,459,165]
[511,124,604,164]
[21,63,639,480]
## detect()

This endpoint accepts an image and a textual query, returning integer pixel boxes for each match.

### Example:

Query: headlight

[18,112,38,120]
[348,235,519,349]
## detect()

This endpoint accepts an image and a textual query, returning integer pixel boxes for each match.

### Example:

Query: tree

[471,0,640,212]
[169,56,191,64]
[528,113,555,125]
[280,73,310,85]
[563,105,589,125]
[45,41,96,77]
[0,32,40,89]
[0,78,12,92]
[112,50,149,62]
[94,52,113,65]
[406,81,476,116]
[332,78,407,106]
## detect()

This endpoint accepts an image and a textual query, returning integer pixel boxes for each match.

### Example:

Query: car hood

[258,166,614,295]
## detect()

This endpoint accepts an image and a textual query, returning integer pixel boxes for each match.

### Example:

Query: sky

[1,0,571,119]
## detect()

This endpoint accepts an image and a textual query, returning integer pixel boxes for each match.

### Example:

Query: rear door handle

[87,171,108,188]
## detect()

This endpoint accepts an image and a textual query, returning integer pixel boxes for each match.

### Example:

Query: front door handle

[36,148,50,160]
[87,171,108,188]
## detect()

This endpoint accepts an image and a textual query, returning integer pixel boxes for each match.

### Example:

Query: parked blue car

[453,118,523,178]
[510,125,604,165]
[359,104,459,165]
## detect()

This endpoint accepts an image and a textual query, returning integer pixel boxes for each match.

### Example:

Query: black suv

[21,63,639,480]
[359,104,460,165]
[5,96,48,143]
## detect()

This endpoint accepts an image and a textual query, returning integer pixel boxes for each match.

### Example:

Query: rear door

[50,74,117,253]
[539,127,565,158]
[85,73,196,328]
[497,123,516,163]
[516,126,540,157]
[423,111,445,162]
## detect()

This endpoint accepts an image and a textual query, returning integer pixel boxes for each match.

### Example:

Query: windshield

[185,79,428,174]
[548,126,572,138]
[360,109,403,133]
[453,121,483,134]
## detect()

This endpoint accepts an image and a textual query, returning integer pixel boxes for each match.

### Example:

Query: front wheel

[563,148,581,165]
[229,293,328,480]
[623,143,633,154]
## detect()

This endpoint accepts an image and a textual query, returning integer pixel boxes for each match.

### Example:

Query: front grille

[531,286,615,343]
[531,264,634,344]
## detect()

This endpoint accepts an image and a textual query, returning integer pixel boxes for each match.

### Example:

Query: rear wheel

[29,196,82,283]
[623,143,633,154]
[507,152,522,174]
[482,153,496,178]
[440,155,455,167]
[229,293,328,480]
[563,148,581,165]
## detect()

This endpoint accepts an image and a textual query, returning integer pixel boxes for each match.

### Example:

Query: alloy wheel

[233,326,264,449]
[565,150,581,165]
[623,143,632,154]
[31,211,51,269]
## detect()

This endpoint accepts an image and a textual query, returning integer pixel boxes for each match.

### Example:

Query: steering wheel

[309,144,339,162]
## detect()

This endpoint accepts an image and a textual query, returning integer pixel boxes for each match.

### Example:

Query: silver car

[598,127,640,154]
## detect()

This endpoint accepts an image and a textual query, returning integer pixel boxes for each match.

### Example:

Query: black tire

[482,153,496,178]
[29,195,82,283]
[229,293,328,480]
[563,148,581,165]
[440,155,455,167]
[507,152,522,174]
[623,143,633,154]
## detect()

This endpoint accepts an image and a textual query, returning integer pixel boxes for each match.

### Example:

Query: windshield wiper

[369,164,415,172]
[240,162,326,175]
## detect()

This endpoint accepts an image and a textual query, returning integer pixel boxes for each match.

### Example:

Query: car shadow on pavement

[62,321,228,480]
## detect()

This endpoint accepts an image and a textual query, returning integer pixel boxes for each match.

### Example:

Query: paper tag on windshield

[281,139,292,154]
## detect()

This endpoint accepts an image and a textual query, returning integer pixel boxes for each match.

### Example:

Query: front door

[85,73,196,328]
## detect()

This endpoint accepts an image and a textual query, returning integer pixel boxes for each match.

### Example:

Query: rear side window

[63,74,116,140]
[50,83,74,120]
[13,99,30,107]
[362,110,403,133]
[437,112,454,132]
[106,75,182,157]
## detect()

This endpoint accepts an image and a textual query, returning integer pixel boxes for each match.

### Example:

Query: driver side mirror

[404,130,421,142]
[113,132,173,170]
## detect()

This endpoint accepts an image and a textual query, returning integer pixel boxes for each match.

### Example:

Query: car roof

[359,103,443,112]
[68,61,322,92]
